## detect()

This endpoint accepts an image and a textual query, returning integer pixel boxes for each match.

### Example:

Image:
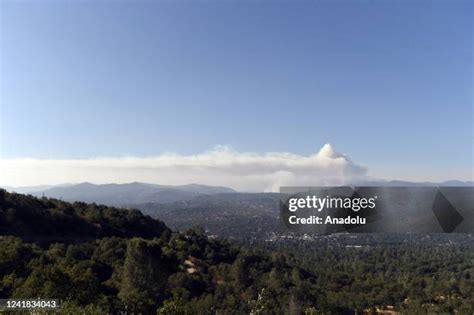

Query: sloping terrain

[26,182,235,206]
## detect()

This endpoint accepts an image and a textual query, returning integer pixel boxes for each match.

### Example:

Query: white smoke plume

[0,144,368,192]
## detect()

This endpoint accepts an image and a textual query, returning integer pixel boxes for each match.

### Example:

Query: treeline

[1,232,323,314]
[0,189,169,241]
[0,190,320,313]
[259,239,474,314]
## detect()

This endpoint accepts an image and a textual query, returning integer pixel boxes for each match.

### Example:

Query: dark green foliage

[0,189,170,241]
[119,238,175,313]
[0,190,473,314]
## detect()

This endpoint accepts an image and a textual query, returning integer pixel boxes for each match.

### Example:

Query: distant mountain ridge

[2,185,61,194]
[17,182,235,206]
[3,180,472,209]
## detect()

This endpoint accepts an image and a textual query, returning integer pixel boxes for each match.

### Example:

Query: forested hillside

[0,189,169,241]
[0,190,321,313]
[0,190,473,314]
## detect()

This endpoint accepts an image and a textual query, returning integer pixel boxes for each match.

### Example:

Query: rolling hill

[24,182,235,206]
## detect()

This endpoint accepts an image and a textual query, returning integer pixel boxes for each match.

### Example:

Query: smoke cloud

[0,144,368,192]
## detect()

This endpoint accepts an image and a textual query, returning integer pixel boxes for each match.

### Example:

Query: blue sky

[0,0,472,182]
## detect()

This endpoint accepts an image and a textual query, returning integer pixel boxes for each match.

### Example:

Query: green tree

[118,238,172,313]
